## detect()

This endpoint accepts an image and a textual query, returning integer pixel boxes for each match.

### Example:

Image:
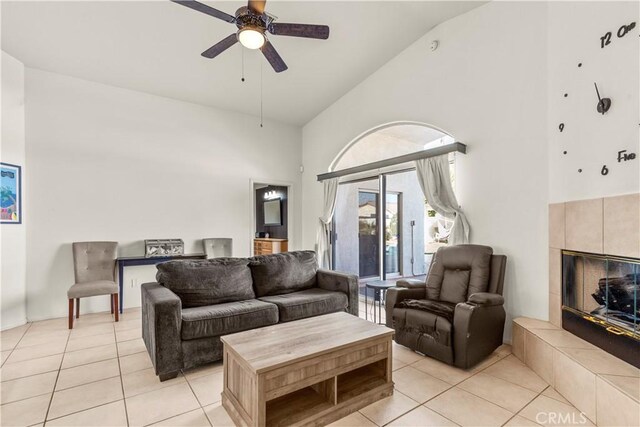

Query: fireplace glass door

[562,251,639,337]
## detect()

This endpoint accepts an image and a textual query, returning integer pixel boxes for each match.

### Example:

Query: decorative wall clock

[558,19,638,177]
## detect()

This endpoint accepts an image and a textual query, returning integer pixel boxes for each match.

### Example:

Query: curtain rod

[316,142,467,182]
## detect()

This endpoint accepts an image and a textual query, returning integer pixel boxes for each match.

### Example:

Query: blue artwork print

[1,163,21,224]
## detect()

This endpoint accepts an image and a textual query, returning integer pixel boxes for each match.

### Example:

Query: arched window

[329,123,457,281]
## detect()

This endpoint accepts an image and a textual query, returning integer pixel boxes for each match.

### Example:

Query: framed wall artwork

[1,162,22,224]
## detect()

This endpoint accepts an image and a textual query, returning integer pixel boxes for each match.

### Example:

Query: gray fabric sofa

[141,251,358,381]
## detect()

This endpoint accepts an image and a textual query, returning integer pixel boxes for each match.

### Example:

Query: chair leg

[75,298,80,319]
[68,299,74,329]
[110,295,114,314]
[113,294,119,322]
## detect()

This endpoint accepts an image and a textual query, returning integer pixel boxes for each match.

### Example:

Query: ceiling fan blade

[248,0,266,15]
[260,40,287,73]
[268,23,329,39]
[171,0,235,23]
[201,34,238,58]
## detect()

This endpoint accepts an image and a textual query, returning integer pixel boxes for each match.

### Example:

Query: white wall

[25,68,301,320]
[548,1,639,203]
[1,51,27,330]
[302,1,550,337]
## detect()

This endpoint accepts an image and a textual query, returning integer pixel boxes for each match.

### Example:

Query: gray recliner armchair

[385,244,507,369]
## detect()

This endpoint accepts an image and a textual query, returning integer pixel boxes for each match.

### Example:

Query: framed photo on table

[1,162,22,224]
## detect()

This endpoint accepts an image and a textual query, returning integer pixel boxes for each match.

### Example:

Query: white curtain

[316,178,339,269]
[416,155,470,244]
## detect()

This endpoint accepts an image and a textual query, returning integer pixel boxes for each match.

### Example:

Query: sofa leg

[68,299,74,329]
[159,371,179,382]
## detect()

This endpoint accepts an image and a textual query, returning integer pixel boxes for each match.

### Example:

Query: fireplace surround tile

[596,375,640,426]
[548,248,561,296]
[514,317,639,426]
[512,323,525,361]
[513,317,559,331]
[598,374,640,403]
[553,350,596,423]
[549,203,566,249]
[529,329,595,350]
[548,293,561,328]
[565,198,604,254]
[524,331,554,385]
[604,193,640,259]
[556,347,639,378]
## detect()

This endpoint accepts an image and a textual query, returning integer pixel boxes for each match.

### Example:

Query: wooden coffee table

[220,312,394,427]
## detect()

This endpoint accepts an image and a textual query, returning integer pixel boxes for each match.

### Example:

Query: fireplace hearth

[562,250,639,367]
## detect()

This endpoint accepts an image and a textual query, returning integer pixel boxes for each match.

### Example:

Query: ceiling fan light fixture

[238,27,265,49]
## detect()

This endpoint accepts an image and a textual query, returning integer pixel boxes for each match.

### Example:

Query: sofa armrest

[141,282,183,381]
[453,301,506,369]
[384,287,426,328]
[316,269,359,317]
[396,279,426,289]
[468,292,504,307]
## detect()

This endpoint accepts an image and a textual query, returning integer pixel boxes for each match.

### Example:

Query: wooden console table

[253,238,288,256]
[116,253,206,313]
[221,312,394,426]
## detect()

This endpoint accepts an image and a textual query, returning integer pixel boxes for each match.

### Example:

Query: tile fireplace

[562,250,639,367]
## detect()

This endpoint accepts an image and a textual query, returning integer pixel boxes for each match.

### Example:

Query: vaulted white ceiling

[1,1,484,125]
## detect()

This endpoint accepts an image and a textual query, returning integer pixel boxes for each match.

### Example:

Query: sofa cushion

[181,299,278,340]
[258,288,347,322]
[426,245,493,303]
[249,251,318,297]
[156,258,254,308]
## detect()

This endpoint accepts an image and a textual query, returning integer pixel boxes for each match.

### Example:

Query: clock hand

[594,82,605,115]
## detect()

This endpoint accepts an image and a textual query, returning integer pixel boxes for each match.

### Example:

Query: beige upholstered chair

[68,241,119,329]
[202,238,233,259]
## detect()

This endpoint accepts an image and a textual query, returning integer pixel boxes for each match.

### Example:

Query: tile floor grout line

[59,354,119,371]
[183,368,216,426]
[44,398,124,424]
[141,406,212,427]
[454,372,545,415]
[500,385,549,426]
[114,322,132,427]
[394,352,516,426]
[360,389,420,427]
[42,322,72,426]
[1,322,33,366]
[379,359,461,427]
[1,390,53,407]
[1,364,63,384]
[54,372,122,393]
[2,351,66,368]
[377,363,462,427]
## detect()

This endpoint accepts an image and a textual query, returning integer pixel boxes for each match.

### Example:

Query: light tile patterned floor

[0,306,588,427]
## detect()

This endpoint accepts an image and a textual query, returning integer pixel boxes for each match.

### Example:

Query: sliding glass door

[384,191,401,277]
[333,170,427,281]
[358,191,379,278]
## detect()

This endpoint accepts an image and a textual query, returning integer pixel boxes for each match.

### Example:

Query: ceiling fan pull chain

[241,48,245,82]
[260,58,264,128]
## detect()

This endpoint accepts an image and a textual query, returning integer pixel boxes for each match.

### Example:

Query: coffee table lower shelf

[222,365,393,427]
[221,340,393,427]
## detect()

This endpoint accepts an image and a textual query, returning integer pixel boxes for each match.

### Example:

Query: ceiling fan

[172,0,330,73]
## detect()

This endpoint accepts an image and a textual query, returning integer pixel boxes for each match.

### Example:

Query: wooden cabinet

[254,238,288,256]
